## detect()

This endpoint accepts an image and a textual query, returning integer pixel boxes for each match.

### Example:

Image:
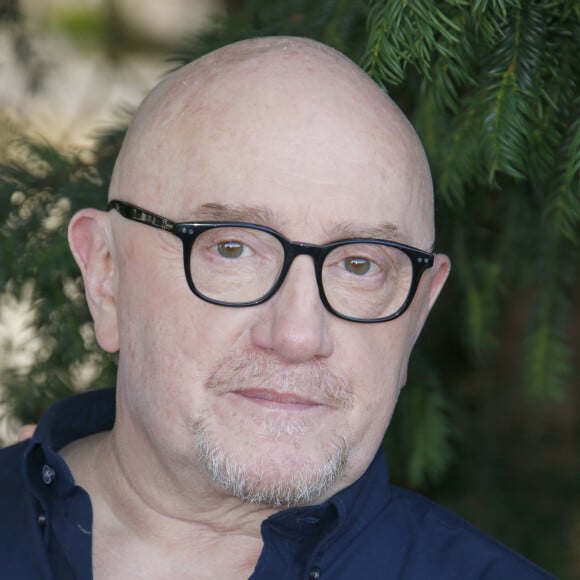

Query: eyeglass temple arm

[107,200,177,232]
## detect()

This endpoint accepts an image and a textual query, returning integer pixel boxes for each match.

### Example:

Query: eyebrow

[186,202,407,243]
[330,222,407,243]
[189,203,281,227]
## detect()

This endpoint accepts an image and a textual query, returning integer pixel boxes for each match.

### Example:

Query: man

[0,37,554,579]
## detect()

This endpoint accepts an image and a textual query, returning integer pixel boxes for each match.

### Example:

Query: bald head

[110,36,434,247]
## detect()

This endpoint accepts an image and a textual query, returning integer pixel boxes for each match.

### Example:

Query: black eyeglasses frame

[107,199,434,323]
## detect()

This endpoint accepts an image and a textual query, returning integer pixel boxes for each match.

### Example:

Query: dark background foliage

[1,1,578,577]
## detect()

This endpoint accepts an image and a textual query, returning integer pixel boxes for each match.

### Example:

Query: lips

[232,388,323,409]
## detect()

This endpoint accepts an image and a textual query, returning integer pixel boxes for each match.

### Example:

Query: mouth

[231,388,323,411]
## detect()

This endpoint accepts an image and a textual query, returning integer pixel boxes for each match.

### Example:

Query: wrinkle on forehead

[109,36,435,247]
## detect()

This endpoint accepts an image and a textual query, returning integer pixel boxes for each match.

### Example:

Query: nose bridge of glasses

[276,240,326,297]
[283,240,326,280]
[287,240,325,260]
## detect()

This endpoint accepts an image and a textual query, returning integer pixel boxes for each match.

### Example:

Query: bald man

[0,37,553,579]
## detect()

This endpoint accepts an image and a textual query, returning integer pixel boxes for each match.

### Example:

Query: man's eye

[217,241,249,258]
[342,256,372,275]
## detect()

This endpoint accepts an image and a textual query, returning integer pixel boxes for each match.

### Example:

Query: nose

[250,256,333,363]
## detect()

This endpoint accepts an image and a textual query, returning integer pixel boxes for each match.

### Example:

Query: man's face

[102,47,445,507]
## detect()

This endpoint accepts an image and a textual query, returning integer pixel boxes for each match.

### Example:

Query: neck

[65,428,277,537]
[61,429,271,579]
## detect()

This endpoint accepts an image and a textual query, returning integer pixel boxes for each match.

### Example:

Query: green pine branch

[544,101,580,244]
[384,370,456,488]
[362,0,467,89]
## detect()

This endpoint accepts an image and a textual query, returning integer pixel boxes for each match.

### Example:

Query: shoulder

[382,486,556,579]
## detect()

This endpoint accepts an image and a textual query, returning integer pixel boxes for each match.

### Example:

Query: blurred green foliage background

[0,1,578,577]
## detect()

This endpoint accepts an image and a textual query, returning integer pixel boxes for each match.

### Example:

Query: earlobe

[68,209,120,353]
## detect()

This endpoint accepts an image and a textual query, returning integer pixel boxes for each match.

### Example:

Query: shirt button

[37,513,46,527]
[309,567,321,579]
[42,464,56,485]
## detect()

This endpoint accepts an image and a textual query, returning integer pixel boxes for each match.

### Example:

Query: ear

[68,209,119,353]
[426,253,451,311]
[398,253,451,387]
[410,253,451,345]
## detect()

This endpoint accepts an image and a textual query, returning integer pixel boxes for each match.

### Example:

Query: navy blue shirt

[0,388,555,579]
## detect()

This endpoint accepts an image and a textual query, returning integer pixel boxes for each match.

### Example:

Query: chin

[190,417,351,507]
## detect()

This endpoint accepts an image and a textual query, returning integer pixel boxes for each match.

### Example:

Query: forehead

[112,41,433,246]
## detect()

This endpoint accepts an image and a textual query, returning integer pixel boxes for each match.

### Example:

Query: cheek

[116,236,200,357]
[114,245,201,400]
[341,322,417,445]
[351,323,412,394]
[114,248,253,408]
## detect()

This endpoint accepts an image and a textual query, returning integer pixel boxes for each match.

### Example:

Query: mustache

[206,351,354,410]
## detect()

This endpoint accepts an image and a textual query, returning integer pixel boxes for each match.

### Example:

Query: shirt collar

[32,387,116,451]
[265,450,392,535]
[254,450,393,577]
[24,388,116,502]
[22,389,116,579]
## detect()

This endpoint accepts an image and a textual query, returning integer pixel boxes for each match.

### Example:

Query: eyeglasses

[107,200,434,323]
